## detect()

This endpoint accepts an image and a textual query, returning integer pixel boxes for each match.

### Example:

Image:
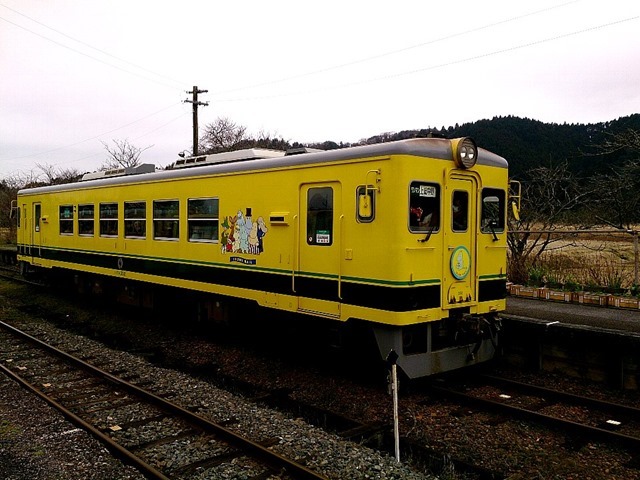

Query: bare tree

[589,160,640,229]
[507,162,594,284]
[35,163,82,185]
[101,139,153,170]
[586,128,640,229]
[200,117,249,154]
[593,128,640,155]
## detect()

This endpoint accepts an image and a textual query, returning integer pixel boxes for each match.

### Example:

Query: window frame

[78,204,95,236]
[451,190,469,232]
[59,204,74,235]
[409,181,440,233]
[153,199,179,241]
[356,185,375,223]
[34,204,41,233]
[99,202,118,238]
[480,187,506,234]
[187,197,219,243]
[124,201,147,239]
[307,187,333,246]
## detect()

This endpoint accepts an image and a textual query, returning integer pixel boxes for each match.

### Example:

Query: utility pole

[184,86,208,156]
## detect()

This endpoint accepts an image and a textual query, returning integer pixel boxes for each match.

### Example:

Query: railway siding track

[428,373,640,460]
[0,320,328,480]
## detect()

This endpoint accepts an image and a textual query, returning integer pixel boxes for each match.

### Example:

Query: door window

[452,190,469,232]
[307,187,333,246]
[34,204,41,232]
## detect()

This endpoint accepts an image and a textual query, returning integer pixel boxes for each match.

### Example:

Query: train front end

[368,137,508,378]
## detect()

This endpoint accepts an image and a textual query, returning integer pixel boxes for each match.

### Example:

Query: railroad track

[428,373,640,454]
[0,320,327,480]
[0,263,44,288]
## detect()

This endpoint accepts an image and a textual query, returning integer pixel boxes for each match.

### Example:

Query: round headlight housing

[454,137,478,169]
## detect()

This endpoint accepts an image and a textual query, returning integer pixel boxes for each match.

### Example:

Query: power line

[215,15,640,104]
[0,3,187,89]
[4,111,191,177]
[210,0,583,97]
[0,14,183,91]
[1,102,184,162]
[133,112,191,140]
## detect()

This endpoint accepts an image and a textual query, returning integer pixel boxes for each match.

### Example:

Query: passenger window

[59,205,74,235]
[124,201,146,239]
[307,187,333,246]
[481,188,506,233]
[452,191,468,232]
[99,203,118,237]
[78,204,95,236]
[153,200,179,240]
[188,198,219,242]
[409,182,440,232]
[356,185,375,223]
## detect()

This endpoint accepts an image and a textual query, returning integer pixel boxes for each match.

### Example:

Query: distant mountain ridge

[360,114,640,178]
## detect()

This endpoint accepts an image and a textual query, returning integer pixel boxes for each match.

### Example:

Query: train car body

[16,137,508,378]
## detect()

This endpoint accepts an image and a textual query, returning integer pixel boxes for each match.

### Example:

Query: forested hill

[358,114,640,179]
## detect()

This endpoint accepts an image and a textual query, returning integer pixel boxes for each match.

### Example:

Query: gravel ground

[3,279,640,479]
[0,285,434,480]
[0,373,144,480]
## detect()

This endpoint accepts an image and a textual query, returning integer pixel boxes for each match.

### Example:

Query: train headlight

[454,137,478,169]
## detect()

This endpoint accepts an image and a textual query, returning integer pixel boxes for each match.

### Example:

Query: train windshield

[481,188,506,233]
[409,181,440,232]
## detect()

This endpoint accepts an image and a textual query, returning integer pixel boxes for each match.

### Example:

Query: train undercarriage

[15,264,502,380]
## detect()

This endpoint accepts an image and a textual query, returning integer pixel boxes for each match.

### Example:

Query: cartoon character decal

[450,245,471,280]
[220,209,268,255]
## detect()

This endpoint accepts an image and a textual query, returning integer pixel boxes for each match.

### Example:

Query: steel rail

[0,320,328,480]
[429,383,640,452]
[479,374,640,418]
[0,362,170,480]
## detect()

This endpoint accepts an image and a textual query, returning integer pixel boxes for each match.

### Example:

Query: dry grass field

[513,230,639,292]
[0,227,12,244]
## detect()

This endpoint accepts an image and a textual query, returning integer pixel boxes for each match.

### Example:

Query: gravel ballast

[0,303,433,480]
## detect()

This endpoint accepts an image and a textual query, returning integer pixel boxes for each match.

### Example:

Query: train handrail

[338,214,344,300]
[292,214,298,293]
[365,169,381,193]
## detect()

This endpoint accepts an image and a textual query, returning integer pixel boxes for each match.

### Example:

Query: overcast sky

[1,0,639,179]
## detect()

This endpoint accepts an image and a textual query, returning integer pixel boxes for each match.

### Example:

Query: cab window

[481,188,506,233]
[409,182,439,232]
[307,187,333,245]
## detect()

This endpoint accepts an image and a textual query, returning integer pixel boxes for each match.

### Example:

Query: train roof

[18,137,508,195]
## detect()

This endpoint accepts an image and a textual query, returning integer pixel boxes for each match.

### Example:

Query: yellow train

[16,137,509,378]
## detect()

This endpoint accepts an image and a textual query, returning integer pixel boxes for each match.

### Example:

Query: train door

[442,175,477,308]
[297,182,342,316]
